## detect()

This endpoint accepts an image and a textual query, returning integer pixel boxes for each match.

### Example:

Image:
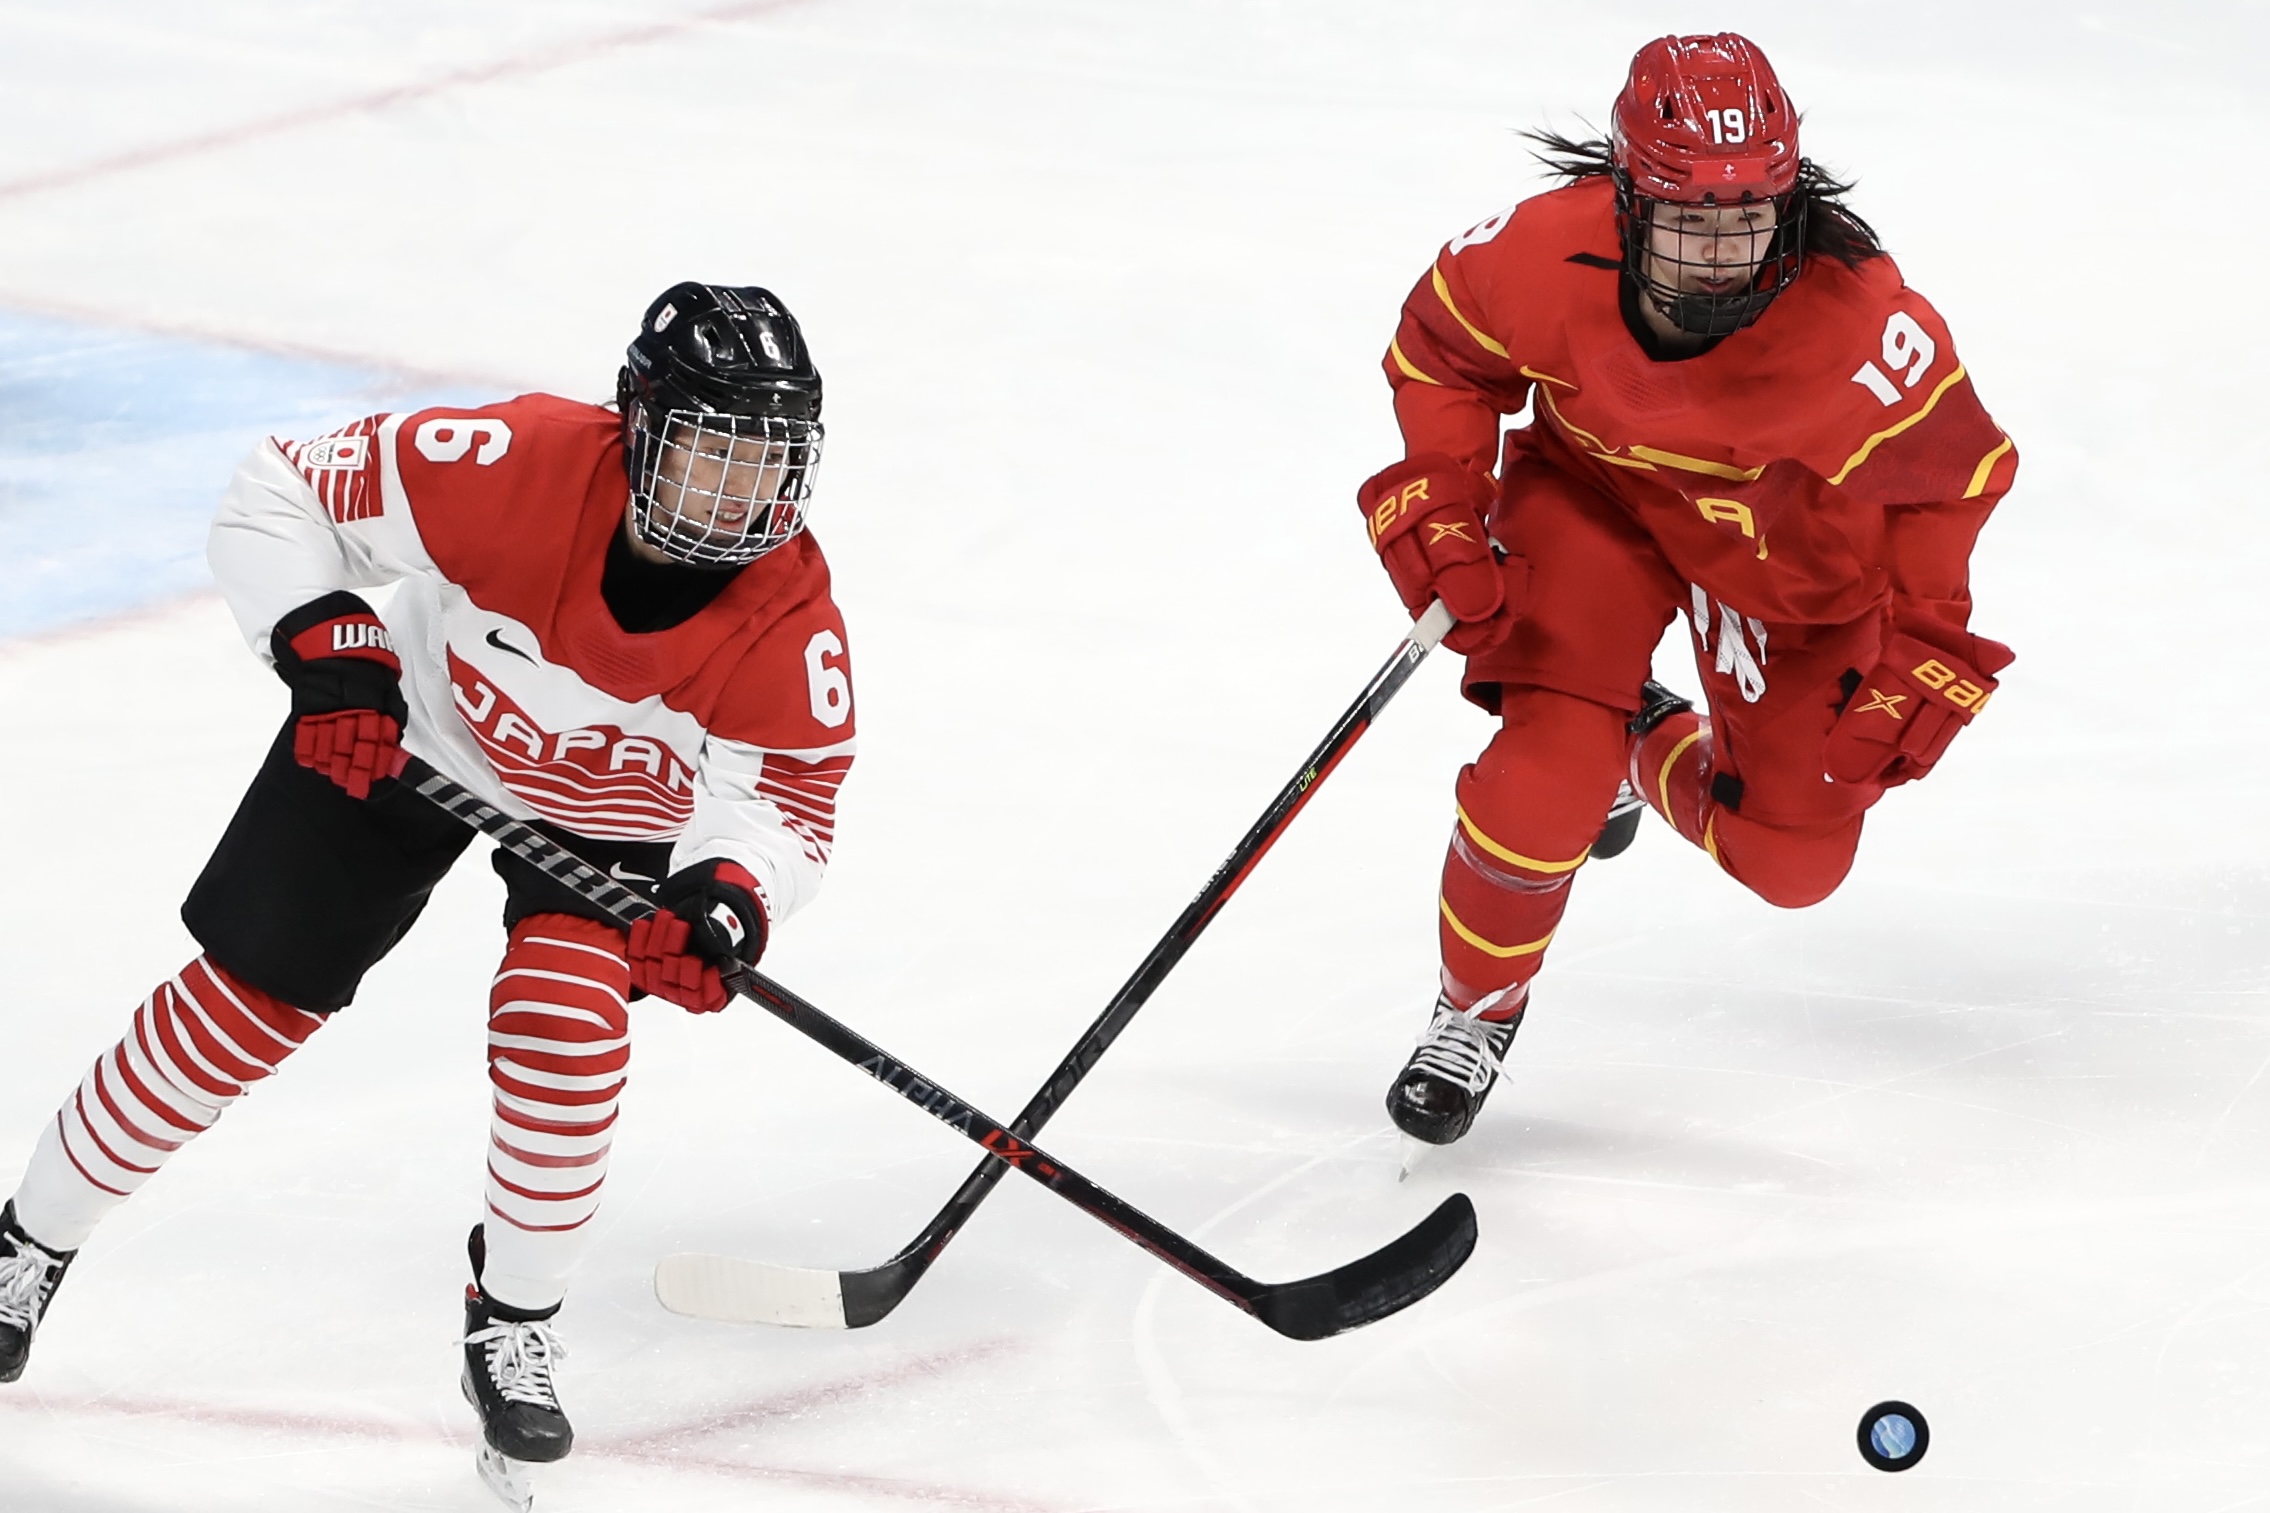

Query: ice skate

[1591,683,1694,861]
[1590,781,1648,860]
[474,1443,539,1512]
[461,1227,572,1509]
[1385,992,1524,1148]
[0,1200,77,1383]
[1629,679,1694,745]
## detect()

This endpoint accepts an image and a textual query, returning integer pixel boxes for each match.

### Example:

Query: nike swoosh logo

[609,864,655,884]
[484,628,535,663]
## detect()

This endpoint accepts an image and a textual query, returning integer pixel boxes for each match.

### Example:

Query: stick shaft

[853,603,1451,1300]
[1018,601,1451,1132]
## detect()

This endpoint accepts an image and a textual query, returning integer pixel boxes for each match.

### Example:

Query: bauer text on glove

[1824,632,2013,787]
[270,591,408,801]
[627,859,768,1013]
[1357,454,1527,654]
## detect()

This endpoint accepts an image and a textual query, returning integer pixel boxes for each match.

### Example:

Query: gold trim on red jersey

[1629,445,1766,482]
[1523,365,1775,483]
[1389,337,1444,386]
[1432,265,1512,359]
[1528,377,1625,462]
[1828,364,1969,486]
[1964,435,2015,500]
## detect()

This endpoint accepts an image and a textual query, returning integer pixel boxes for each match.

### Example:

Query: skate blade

[476,1442,537,1512]
[1398,1135,1434,1182]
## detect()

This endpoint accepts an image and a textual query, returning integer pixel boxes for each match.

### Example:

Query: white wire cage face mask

[627,410,824,566]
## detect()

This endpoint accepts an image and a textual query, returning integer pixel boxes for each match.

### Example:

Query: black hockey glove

[271,591,409,800]
[627,859,768,1013]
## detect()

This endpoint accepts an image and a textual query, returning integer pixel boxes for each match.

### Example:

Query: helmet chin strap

[1657,285,1768,338]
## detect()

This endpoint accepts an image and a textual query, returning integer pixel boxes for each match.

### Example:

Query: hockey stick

[401,749,1474,1342]
[659,600,1459,1328]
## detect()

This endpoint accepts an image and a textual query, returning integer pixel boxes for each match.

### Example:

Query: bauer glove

[628,858,768,1014]
[1824,631,2013,788]
[270,591,409,801]
[1357,454,1526,654]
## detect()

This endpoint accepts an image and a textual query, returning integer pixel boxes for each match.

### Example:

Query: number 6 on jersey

[805,629,851,728]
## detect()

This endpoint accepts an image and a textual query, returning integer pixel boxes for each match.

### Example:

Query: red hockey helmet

[1612,33,1798,205]
[1610,34,1805,336]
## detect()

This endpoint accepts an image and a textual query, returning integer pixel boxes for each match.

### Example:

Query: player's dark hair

[1521,127,1885,267]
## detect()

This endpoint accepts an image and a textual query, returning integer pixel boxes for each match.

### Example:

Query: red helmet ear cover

[1612,32,1799,203]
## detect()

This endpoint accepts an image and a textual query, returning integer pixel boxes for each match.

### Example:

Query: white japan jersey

[207,395,857,926]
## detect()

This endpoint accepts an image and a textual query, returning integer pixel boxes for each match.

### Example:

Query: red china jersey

[1385,176,2014,661]
[209,394,856,924]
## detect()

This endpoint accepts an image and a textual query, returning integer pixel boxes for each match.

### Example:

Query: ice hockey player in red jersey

[1361,35,2015,1147]
[0,282,856,1502]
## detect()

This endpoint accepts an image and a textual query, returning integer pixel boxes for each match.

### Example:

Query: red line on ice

[598,1338,1021,1452]
[619,1449,1065,1510]
[0,589,221,658]
[0,1339,1061,1510]
[0,0,815,205]
[0,1389,433,1445]
[0,289,531,394]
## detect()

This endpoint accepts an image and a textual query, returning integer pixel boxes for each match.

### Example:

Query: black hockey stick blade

[655,600,1461,1330]
[660,1190,1478,1338]
[1246,1192,1476,1341]
[658,1191,1478,1341]
[702,957,1479,1342]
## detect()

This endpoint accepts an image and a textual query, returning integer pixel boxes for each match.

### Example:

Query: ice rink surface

[0,1,2266,1508]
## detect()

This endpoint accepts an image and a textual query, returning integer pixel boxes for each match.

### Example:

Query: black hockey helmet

[617,282,825,567]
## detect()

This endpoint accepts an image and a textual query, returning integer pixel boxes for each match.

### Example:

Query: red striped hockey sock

[479,914,631,1312]
[11,957,327,1251]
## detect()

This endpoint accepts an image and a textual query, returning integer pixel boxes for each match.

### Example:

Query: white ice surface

[0,2,2266,1509]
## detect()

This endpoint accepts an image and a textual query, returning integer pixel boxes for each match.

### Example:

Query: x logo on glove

[1855,689,1906,720]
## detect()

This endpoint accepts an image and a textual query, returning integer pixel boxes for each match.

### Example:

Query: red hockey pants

[1436,456,1892,1013]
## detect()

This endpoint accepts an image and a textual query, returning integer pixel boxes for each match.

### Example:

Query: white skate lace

[0,1240,64,1335]
[465,1317,568,1409]
[1407,996,1519,1095]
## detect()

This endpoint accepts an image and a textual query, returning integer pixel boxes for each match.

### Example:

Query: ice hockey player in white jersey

[0,282,857,1504]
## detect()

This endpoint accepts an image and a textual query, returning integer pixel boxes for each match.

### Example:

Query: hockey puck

[1856,1401,1928,1472]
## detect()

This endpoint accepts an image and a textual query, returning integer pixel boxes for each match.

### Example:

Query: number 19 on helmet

[1611,34,1805,337]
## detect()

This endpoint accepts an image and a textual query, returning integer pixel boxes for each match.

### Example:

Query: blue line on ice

[0,308,481,639]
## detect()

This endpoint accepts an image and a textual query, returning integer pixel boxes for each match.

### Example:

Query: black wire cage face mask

[1621,184,1806,338]
[625,407,824,567]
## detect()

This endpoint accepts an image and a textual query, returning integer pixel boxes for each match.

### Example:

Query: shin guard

[12,957,326,1251]
[1438,693,1627,1014]
[1630,704,1718,858]
[479,914,631,1313]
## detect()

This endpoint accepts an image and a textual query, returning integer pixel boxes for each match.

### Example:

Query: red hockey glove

[293,710,406,800]
[1824,632,2012,788]
[627,859,768,1014]
[270,592,409,801]
[1357,454,1523,654]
